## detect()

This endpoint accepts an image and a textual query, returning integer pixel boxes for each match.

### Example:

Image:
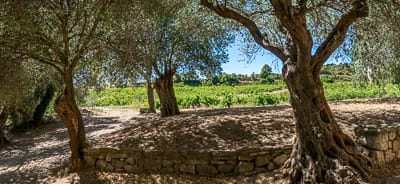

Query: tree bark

[54,71,88,171]
[146,79,156,113]
[155,70,180,117]
[0,108,10,145]
[283,63,373,183]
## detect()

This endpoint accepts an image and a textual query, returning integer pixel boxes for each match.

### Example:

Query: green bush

[183,80,202,86]
[259,77,275,84]
[320,75,335,83]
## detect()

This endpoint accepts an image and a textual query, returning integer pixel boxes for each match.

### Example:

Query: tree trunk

[155,70,180,117]
[30,83,55,127]
[0,108,10,145]
[146,79,156,113]
[283,64,373,183]
[54,71,87,171]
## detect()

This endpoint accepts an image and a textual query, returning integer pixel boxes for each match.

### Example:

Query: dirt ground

[1,98,400,183]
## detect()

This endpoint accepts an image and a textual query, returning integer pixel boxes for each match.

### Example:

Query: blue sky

[222,45,282,75]
[223,44,349,75]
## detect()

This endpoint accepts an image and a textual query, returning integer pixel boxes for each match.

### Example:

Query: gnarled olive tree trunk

[55,71,87,171]
[283,63,372,183]
[0,108,10,145]
[155,69,180,117]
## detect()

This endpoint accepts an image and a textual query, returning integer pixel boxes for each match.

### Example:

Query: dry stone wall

[83,124,400,176]
[359,123,400,164]
[83,145,291,176]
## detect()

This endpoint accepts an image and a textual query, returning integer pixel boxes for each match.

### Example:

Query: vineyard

[85,82,400,109]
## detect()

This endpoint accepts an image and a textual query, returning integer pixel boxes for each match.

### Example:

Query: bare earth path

[0,109,127,184]
[1,98,400,183]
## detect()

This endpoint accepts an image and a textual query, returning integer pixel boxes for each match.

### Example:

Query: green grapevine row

[85,82,400,108]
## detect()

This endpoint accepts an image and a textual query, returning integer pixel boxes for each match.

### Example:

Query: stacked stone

[361,125,400,163]
[83,145,291,176]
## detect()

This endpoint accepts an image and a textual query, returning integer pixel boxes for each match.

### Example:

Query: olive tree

[108,0,232,117]
[201,0,372,183]
[352,0,400,89]
[6,0,112,171]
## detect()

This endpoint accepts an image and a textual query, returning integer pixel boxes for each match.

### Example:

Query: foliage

[221,92,233,108]
[260,64,272,79]
[352,1,400,86]
[205,73,240,86]
[320,75,335,83]
[84,81,400,109]
[183,80,202,87]
[258,78,275,84]
[108,0,233,84]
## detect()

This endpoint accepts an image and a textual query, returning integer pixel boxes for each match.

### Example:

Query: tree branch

[270,0,312,58]
[70,0,110,69]
[313,0,368,69]
[26,52,64,75]
[200,0,287,62]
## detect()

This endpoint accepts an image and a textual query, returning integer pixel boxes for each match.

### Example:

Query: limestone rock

[84,156,96,167]
[126,157,137,165]
[236,162,254,173]
[385,151,396,162]
[160,167,173,174]
[162,160,174,167]
[138,159,162,171]
[124,165,141,173]
[96,160,108,171]
[105,163,114,172]
[255,155,270,167]
[196,164,218,176]
[393,140,400,151]
[267,163,275,170]
[371,150,385,162]
[112,159,124,169]
[273,154,288,166]
[179,164,196,174]
[217,164,236,173]
[389,130,397,141]
[212,151,236,160]
[365,133,389,150]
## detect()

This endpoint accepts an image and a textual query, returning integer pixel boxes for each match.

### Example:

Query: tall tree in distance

[260,64,272,79]
[201,0,372,183]
[5,0,112,171]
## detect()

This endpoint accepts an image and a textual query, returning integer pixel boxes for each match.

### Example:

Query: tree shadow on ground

[103,105,297,150]
[0,112,122,183]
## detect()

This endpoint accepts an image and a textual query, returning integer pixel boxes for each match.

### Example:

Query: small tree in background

[260,64,272,79]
